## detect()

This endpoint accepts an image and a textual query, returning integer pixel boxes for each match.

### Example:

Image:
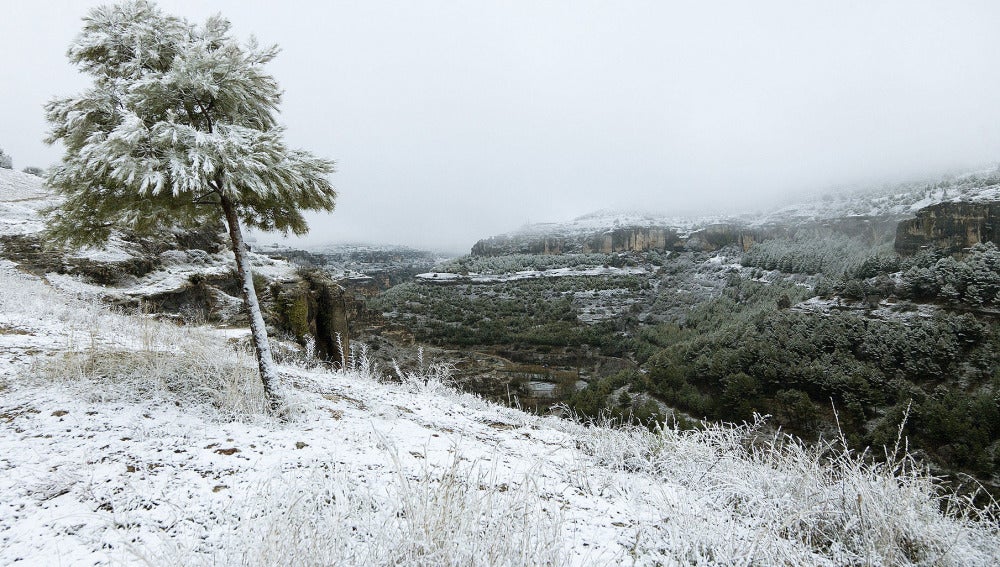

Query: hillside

[2,243,999,565]
[471,168,1000,258]
[0,169,297,311]
[257,242,448,293]
[0,168,356,364]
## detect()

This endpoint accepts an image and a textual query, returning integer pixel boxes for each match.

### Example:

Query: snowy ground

[0,169,51,237]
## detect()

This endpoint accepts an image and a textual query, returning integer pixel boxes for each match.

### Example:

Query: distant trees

[438,253,629,275]
[840,242,1000,308]
[44,1,336,412]
[0,147,47,176]
[741,231,873,276]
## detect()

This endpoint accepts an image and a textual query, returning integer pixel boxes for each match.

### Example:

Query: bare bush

[34,339,267,420]
[559,413,1000,565]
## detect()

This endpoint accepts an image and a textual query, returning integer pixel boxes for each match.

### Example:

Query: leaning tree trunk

[219,194,285,413]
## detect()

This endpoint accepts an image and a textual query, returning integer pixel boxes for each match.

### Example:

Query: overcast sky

[3,1,1000,252]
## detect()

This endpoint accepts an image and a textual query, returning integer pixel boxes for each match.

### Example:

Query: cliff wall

[895,202,1000,255]
[471,225,776,257]
[473,213,904,258]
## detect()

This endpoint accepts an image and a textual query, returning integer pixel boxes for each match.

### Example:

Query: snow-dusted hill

[505,209,713,239]
[755,167,1000,225]
[0,167,296,310]
[1,248,998,565]
[477,166,1000,248]
[0,169,50,236]
[256,242,449,289]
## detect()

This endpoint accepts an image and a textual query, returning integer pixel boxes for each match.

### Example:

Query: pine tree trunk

[219,194,285,413]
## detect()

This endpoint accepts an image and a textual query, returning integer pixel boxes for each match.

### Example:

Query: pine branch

[192,190,221,205]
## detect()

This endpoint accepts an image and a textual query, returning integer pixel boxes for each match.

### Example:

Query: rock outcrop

[0,233,158,285]
[582,227,682,254]
[471,224,776,257]
[472,209,911,258]
[817,216,902,246]
[271,270,350,366]
[894,202,1000,255]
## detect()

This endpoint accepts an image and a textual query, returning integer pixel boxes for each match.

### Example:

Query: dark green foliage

[906,387,1000,474]
[773,389,819,432]
[642,293,1000,479]
[844,242,1000,308]
[776,294,792,309]
[370,275,640,355]
[853,254,901,279]
[566,370,666,427]
[375,232,1000,491]
[719,372,762,421]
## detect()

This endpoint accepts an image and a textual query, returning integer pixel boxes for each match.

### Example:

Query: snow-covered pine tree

[44,0,337,413]
[0,146,11,169]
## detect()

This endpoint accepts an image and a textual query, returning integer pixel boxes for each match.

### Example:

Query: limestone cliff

[894,202,1000,255]
[471,223,776,256]
[270,270,351,366]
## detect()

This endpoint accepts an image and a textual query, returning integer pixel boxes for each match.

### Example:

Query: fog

[4,1,1000,253]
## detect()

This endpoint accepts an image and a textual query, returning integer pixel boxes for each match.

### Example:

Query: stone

[895,202,1000,255]
[273,270,351,367]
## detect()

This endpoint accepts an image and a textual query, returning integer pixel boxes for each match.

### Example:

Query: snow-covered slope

[0,169,51,236]
[515,209,711,237]
[482,167,1000,246]
[3,167,1000,565]
[755,168,1000,225]
[0,168,48,202]
[0,167,296,306]
[1,258,998,566]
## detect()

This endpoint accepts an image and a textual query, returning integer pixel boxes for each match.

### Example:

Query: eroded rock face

[472,212,908,258]
[472,227,686,256]
[471,225,773,256]
[895,202,1000,255]
[686,224,778,253]
[0,233,157,285]
[0,234,72,275]
[272,270,350,366]
[582,227,683,254]
[818,216,901,246]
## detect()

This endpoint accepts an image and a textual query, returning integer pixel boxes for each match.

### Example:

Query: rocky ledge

[895,201,1000,255]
